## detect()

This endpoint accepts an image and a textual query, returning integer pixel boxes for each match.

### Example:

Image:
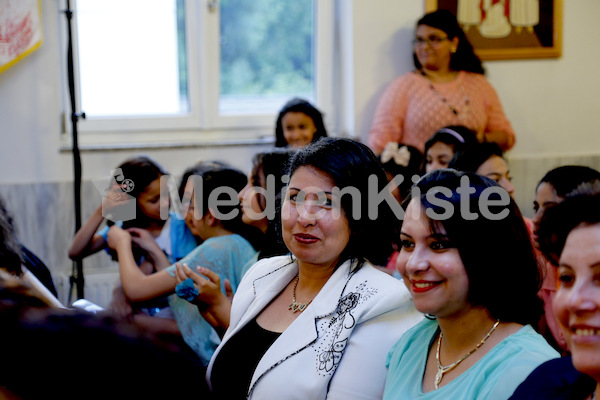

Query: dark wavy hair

[413,9,485,74]
[274,97,328,148]
[192,166,248,233]
[448,142,504,173]
[178,160,232,201]
[179,163,265,252]
[286,137,398,267]
[538,194,600,267]
[0,196,22,276]
[402,169,543,325]
[536,165,600,198]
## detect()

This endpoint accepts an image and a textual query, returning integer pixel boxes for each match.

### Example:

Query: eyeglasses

[412,36,449,47]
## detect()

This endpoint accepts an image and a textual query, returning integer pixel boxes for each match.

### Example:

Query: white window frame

[60,0,335,146]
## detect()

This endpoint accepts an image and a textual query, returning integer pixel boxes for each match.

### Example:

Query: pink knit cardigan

[368,71,515,154]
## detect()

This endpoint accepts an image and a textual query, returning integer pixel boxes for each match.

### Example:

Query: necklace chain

[421,69,471,120]
[288,275,313,313]
[434,320,500,389]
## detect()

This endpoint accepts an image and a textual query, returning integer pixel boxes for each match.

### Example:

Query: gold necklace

[434,320,500,389]
[288,275,313,313]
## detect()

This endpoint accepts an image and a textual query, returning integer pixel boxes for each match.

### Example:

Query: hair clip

[381,142,411,166]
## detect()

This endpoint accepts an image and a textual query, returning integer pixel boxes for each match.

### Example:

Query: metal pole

[64,0,85,300]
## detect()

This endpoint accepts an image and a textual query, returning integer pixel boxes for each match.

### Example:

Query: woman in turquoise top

[384,169,559,399]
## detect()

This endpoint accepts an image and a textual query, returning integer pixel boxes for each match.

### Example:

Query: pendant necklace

[288,275,313,313]
[421,69,471,120]
[434,319,500,389]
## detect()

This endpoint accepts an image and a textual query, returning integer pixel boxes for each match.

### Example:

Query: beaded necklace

[420,69,471,120]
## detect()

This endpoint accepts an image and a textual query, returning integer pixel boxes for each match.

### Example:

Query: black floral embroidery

[316,281,378,375]
[318,338,347,372]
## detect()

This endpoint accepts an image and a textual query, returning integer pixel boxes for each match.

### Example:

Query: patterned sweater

[368,71,515,154]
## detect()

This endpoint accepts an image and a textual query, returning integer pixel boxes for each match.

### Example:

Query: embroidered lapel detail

[248,260,381,395]
[314,281,378,375]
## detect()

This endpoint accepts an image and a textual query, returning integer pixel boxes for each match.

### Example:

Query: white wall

[351,0,600,159]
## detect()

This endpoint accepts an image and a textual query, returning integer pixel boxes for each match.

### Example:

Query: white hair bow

[380,142,411,166]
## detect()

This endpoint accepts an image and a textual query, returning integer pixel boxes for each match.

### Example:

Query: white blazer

[206,255,423,399]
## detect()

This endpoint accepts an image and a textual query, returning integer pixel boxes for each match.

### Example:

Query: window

[66,0,334,141]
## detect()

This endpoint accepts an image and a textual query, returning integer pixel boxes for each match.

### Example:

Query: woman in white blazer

[203,138,423,399]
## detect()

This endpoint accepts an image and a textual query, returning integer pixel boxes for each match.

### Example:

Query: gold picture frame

[424,0,562,60]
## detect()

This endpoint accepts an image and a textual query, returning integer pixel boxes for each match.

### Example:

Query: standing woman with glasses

[368,10,515,155]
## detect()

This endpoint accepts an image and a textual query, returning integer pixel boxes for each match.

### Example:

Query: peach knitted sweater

[368,71,515,154]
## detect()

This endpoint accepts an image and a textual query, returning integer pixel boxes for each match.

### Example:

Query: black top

[210,317,281,399]
[509,355,596,400]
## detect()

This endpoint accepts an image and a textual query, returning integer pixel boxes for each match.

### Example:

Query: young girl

[449,142,515,196]
[107,165,261,365]
[274,97,328,148]
[69,155,197,324]
[423,125,477,173]
[172,148,295,334]
[68,155,196,266]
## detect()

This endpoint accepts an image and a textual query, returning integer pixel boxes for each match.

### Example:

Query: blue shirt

[166,234,258,365]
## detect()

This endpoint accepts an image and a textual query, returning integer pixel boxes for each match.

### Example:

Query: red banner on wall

[0,0,42,74]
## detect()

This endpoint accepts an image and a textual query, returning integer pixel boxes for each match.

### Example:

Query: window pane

[219,0,315,115]
[76,0,188,117]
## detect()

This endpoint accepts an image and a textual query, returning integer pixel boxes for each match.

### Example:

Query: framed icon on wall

[425,0,562,60]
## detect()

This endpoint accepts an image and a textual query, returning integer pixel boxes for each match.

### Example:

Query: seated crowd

[2,7,599,393]
[1,128,599,399]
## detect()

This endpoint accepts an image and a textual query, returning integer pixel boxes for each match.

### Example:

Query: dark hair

[192,167,247,232]
[449,142,503,173]
[274,97,328,147]
[250,148,296,259]
[538,193,600,266]
[413,9,485,74]
[287,137,398,267]
[114,155,168,229]
[537,166,600,198]
[378,143,424,202]
[424,125,478,160]
[116,155,168,199]
[403,169,543,325]
[0,196,22,276]
[178,160,232,201]
[0,307,208,399]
